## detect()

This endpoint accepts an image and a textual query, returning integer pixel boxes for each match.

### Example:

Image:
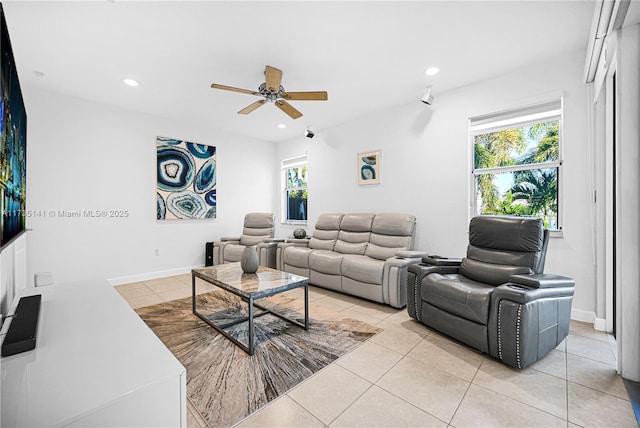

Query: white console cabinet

[0,280,186,427]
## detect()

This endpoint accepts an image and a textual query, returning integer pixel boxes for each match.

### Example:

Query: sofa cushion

[239,213,274,245]
[309,236,338,250]
[364,243,400,261]
[309,250,344,275]
[422,273,495,324]
[222,244,246,262]
[340,213,374,232]
[364,213,415,260]
[371,213,415,237]
[282,246,314,269]
[460,258,533,286]
[334,240,368,255]
[469,215,543,252]
[334,229,370,254]
[309,216,342,250]
[466,244,538,270]
[369,233,412,249]
[239,233,271,246]
[316,213,344,230]
[243,212,275,229]
[341,255,384,285]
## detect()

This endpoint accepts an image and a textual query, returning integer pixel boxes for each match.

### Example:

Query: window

[470,99,562,230]
[281,155,308,223]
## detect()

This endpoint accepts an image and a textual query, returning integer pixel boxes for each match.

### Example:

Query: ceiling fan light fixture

[210,65,328,120]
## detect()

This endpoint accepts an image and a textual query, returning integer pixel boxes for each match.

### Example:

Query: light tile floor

[116,275,639,428]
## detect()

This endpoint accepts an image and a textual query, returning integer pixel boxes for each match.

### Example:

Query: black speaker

[205,242,214,266]
[1,294,42,357]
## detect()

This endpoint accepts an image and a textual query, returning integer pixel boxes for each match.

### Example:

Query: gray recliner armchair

[213,212,281,268]
[407,215,575,369]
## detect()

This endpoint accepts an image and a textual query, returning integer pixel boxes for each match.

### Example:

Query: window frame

[469,98,564,234]
[281,155,308,225]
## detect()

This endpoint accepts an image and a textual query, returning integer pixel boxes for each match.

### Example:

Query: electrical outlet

[154,249,160,256]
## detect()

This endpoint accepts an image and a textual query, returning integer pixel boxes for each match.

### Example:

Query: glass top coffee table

[191,263,309,355]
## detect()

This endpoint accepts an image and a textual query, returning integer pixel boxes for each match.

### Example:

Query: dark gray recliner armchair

[407,215,575,369]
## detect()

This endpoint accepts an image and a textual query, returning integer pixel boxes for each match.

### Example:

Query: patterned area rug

[135,290,381,427]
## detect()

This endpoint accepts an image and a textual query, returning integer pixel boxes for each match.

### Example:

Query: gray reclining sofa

[407,215,575,369]
[277,213,426,308]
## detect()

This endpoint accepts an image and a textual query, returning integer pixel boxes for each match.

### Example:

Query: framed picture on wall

[156,136,217,220]
[357,150,381,185]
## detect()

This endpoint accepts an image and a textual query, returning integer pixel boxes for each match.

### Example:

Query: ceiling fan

[210,65,328,119]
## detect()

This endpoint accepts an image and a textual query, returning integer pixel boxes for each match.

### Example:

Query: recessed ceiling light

[425,67,440,76]
[278,124,286,129]
[123,78,139,87]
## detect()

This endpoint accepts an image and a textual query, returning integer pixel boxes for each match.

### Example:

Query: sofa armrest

[488,276,575,369]
[509,273,575,289]
[213,239,238,265]
[493,277,575,305]
[421,255,463,266]
[406,262,462,321]
[285,238,311,247]
[218,237,241,243]
[408,263,460,276]
[264,238,285,243]
[257,241,281,269]
[382,256,425,309]
[276,242,305,271]
[385,255,421,268]
[258,239,284,248]
[396,250,430,259]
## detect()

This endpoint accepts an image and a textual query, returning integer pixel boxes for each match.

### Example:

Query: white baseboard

[571,308,596,324]
[107,265,205,286]
[571,309,610,332]
[593,317,607,332]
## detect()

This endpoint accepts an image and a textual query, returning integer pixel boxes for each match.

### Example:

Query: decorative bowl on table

[293,228,307,239]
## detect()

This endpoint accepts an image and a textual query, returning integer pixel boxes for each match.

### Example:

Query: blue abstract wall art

[156,136,216,220]
[357,150,381,185]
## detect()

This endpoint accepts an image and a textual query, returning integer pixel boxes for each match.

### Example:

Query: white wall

[276,48,597,318]
[24,88,276,286]
[616,22,640,382]
[0,233,28,318]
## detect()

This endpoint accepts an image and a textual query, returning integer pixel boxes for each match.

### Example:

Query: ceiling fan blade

[265,65,283,93]
[238,99,267,114]
[210,83,260,96]
[275,100,303,119]
[281,91,328,101]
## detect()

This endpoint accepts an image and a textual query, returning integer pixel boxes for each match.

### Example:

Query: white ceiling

[3,1,596,143]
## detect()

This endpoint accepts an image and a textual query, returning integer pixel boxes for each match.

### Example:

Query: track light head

[305,129,315,139]
[421,86,434,105]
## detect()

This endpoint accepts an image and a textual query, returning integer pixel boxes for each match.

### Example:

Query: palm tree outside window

[281,155,308,223]
[470,99,562,230]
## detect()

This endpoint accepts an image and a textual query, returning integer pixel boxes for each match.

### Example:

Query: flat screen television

[0,3,27,250]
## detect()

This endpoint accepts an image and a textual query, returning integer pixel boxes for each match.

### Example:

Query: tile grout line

[471,379,568,423]
[447,360,479,426]
[360,348,452,425]
[330,333,451,426]
[325,382,375,427]
[283,394,330,428]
